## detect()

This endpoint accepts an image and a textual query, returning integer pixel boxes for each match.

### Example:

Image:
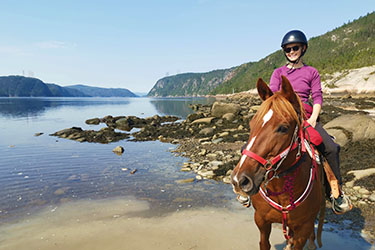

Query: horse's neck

[266,157,312,206]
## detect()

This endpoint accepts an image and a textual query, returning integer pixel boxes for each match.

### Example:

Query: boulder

[85,118,100,125]
[211,102,241,118]
[323,114,375,142]
[191,117,215,125]
[222,113,235,121]
[199,127,214,136]
[325,128,349,147]
[113,146,124,154]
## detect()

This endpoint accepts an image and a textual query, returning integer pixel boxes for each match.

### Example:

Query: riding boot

[314,123,352,214]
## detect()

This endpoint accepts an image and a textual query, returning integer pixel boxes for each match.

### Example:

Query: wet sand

[0,197,372,250]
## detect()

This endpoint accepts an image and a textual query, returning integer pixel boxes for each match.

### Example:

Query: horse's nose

[238,173,254,193]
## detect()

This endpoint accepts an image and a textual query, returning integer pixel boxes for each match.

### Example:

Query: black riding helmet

[281,30,308,63]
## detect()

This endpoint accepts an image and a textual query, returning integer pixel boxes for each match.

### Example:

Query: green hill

[213,12,375,94]
[147,68,236,97]
[0,76,137,97]
[66,85,137,97]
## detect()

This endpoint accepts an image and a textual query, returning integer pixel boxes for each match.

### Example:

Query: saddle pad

[303,120,323,146]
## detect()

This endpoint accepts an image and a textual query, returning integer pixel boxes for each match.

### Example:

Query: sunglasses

[283,45,300,53]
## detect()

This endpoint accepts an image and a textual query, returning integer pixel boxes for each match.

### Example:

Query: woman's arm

[307,103,321,127]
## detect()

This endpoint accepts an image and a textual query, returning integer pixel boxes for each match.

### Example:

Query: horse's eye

[277,125,289,134]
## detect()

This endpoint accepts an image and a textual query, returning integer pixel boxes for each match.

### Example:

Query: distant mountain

[66,85,137,97]
[147,68,236,97]
[45,83,89,97]
[0,76,137,97]
[0,76,55,97]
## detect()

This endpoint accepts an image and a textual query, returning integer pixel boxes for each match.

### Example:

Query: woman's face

[284,43,305,61]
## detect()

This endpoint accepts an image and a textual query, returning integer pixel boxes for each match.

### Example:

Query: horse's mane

[252,92,305,130]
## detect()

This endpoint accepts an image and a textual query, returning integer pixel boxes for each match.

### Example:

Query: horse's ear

[257,78,273,101]
[280,75,299,106]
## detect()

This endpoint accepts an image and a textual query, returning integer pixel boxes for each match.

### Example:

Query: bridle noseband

[241,125,303,187]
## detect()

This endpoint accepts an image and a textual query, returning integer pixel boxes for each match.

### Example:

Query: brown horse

[231,76,324,250]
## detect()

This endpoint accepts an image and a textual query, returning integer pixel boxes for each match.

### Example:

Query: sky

[0,1,374,93]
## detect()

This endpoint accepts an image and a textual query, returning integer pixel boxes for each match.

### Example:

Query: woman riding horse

[269,30,351,214]
[232,76,324,250]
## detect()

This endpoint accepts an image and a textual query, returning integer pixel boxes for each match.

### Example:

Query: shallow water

[0,97,234,222]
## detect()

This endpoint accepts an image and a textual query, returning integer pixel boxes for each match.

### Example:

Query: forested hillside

[147,68,236,97]
[213,12,375,94]
[0,76,137,97]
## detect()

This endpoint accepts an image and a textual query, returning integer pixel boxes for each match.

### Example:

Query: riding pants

[314,122,342,185]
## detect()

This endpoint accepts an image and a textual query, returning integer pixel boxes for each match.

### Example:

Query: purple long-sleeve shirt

[269,65,323,106]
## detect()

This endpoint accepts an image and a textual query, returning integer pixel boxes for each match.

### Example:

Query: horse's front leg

[254,212,272,250]
[292,219,315,250]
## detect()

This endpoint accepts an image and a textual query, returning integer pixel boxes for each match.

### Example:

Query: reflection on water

[150,97,216,118]
[0,97,131,118]
[0,97,231,224]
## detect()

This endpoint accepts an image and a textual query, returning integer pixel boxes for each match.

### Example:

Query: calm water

[0,97,235,222]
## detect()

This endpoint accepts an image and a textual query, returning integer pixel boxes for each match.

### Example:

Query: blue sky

[0,1,373,93]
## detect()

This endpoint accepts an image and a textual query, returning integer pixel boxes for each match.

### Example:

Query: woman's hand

[307,103,321,128]
[306,117,317,128]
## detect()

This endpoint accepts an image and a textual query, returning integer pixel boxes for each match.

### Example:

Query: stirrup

[331,192,352,215]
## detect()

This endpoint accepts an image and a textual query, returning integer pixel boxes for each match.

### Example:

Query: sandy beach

[0,197,373,250]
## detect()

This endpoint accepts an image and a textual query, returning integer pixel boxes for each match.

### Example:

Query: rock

[34,132,43,136]
[222,113,235,121]
[191,117,215,125]
[250,105,261,113]
[130,169,137,174]
[369,194,375,202]
[323,114,375,142]
[199,127,214,136]
[346,168,375,187]
[218,132,229,137]
[85,118,100,125]
[206,153,218,159]
[223,176,232,184]
[175,178,195,184]
[212,138,224,144]
[358,188,370,195]
[113,146,124,154]
[211,102,241,118]
[198,170,215,178]
[325,128,349,147]
[54,187,70,195]
[209,161,224,167]
[186,113,205,122]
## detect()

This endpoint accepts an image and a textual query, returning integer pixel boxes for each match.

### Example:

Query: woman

[269,30,351,214]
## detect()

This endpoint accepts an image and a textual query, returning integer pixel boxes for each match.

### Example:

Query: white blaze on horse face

[262,109,273,127]
[233,135,257,184]
[239,136,256,168]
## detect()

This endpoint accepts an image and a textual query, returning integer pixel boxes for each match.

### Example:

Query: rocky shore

[51,93,375,241]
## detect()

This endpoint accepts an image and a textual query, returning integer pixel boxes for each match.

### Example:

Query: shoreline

[0,197,373,250]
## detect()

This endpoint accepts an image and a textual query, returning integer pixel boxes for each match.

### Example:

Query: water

[0,97,235,222]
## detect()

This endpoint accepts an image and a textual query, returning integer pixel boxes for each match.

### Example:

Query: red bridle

[241,125,305,181]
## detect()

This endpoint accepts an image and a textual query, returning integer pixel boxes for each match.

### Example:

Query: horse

[231,76,324,250]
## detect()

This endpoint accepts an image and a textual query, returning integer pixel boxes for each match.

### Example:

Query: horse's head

[231,76,305,204]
